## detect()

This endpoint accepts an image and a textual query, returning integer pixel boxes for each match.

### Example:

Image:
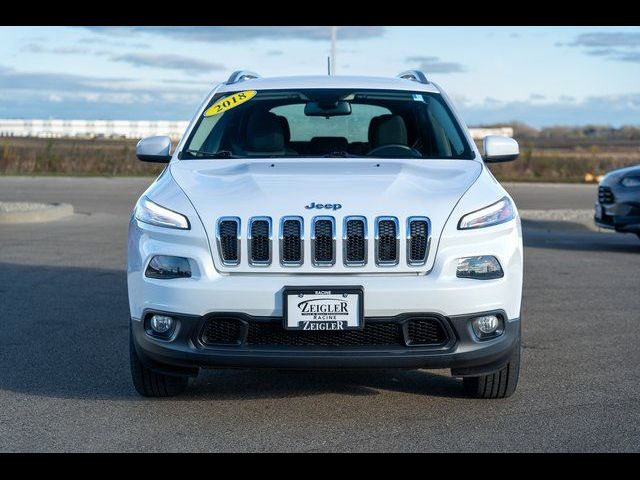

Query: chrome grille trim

[216,216,241,266]
[343,216,368,267]
[247,216,272,266]
[406,216,431,266]
[375,216,400,266]
[279,216,304,267]
[311,216,336,267]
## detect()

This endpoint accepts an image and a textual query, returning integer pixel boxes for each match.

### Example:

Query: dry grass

[0,136,639,181]
[0,137,163,176]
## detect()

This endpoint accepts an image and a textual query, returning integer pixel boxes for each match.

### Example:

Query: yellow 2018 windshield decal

[204,90,257,117]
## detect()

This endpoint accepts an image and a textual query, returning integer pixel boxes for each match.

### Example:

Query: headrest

[370,114,408,147]
[276,115,291,143]
[246,111,285,152]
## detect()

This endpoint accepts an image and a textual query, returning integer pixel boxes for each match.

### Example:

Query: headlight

[134,196,190,230]
[621,176,640,187]
[458,196,515,230]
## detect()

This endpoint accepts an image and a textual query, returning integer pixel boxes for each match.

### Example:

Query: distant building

[0,119,513,142]
[468,127,514,139]
[0,119,189,141]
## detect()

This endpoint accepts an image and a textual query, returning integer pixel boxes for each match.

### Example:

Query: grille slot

[344,217,367,266]
[201,317,243,345]
[312,216,335,266]
[280,217,303,266]
[406,317,448,346]
[217,217,240,265]
[246,321,403,347]
[376,217,399,265]
[407,217,430,266]
[248,217,272,266]
[598,186,614,204]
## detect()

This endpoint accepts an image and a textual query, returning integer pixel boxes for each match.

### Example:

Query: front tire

[130,335,188,397]
[462,342,521,399]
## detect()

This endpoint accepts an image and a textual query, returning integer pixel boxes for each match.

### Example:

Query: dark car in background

[595,165,640,240]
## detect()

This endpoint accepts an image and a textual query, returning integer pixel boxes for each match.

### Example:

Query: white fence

[0,119,513,142]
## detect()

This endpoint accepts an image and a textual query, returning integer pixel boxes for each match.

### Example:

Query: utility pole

[330,26,337,75]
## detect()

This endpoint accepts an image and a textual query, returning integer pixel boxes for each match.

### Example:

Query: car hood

[170,158,482,273]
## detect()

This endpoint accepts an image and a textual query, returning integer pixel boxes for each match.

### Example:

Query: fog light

[471,315,504,340]
[145,255,191,279]
[150,314,174,334]
[457,256,503,280]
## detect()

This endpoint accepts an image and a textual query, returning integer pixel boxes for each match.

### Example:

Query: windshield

[180,88,473,160]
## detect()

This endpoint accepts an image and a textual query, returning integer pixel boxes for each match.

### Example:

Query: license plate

[283,286,364,331]
[595,204,603,220]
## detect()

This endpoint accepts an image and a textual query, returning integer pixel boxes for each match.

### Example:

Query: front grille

[201,317,243,345]
[248,218,271,265]
[217,218,240,265]
[312,217,335,265]
[406,317,448,345]
[599,186,614,204]
[376,217,399,265]
[344,217,367,265]
[281,217,303,265]
[199,316,451,348]
[408,218,429,265]
[217,215,431,268]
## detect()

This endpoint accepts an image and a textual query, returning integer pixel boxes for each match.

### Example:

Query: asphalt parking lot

[1,177,639,452]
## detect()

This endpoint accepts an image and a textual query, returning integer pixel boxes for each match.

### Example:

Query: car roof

[216,75,442,94]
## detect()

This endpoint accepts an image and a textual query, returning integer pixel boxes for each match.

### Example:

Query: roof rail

[396,70,429,84]
[226,70,260,85]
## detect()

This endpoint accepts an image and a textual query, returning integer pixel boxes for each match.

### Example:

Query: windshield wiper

[182,149,238,159]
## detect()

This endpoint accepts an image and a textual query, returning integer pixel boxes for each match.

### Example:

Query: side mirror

[483,135,519,163]
[136,136,172,163]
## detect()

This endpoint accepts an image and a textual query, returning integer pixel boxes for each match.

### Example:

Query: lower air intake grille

[201,317,242,345]
[218,219,239,264]
[598,186,614,204]
[249,219,270,264]
[246,322,402,347]
[199,316,451,348]
[408,219,429,265]
[377,218,398,264]
[345,218,366,264]
[313,218,334,264]
[406,317,448,346]
[281,218,302,264]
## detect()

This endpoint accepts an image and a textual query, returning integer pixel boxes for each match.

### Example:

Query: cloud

[405,56,465,74]
[0,65,129,92]
[0,66,211,120]
[21,43,91,55]
[569,32,640,48]
[110,53,225,73]
[83,26,385,42]
[457,93,640,127]
[563,31,640,63]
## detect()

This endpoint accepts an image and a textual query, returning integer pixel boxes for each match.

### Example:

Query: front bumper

[595,189,640,233]
[132,310,521,377]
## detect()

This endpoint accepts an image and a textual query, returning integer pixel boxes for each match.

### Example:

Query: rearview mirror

[136,136,172,163]
[304,101,351,117]
[483,135,519,163]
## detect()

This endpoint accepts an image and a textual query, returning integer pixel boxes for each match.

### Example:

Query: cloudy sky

[1,26,639,127]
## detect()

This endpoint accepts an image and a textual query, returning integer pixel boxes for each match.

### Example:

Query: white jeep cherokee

[128,70,523,398]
